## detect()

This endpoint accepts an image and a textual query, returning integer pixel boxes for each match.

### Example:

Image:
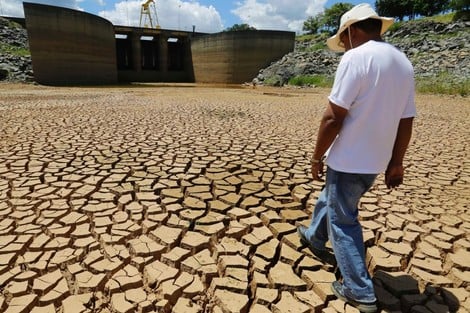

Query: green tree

[413,0,450,16]
[450,0,470,11]
[224,23,256,32]
[303,14,323,34]
[375,0,414,20]
[322,2,354,34]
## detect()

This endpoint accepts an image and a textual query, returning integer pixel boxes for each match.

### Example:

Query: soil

[0,83,468,312]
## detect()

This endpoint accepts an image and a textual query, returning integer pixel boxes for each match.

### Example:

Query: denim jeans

[304,167,377,303]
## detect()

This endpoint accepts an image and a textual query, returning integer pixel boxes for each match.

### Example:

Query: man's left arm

[385,117,414,188]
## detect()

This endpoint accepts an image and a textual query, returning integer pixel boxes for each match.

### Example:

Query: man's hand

[311,161,325,181]
[386,118,413,189]
[385,164,404,189]
[310,102,347,182]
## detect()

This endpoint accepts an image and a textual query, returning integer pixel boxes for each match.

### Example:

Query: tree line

[303,0,469,34]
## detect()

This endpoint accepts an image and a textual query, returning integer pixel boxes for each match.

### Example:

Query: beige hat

[326,3,394,52]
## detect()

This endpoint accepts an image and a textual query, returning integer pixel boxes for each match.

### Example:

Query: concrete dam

[23,2,295,86]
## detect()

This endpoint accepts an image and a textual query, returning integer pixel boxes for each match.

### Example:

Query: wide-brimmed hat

[326,3,394,52]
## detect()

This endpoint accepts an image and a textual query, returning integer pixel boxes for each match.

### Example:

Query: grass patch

[388,21,404,33]
[261,76,283,86]
[297,41,327,52]
[296,32,329,44]
[288,75,333,88]
[0,44,30,57]
[296,34,317,42]
[388,13,455,33]
[288,73,468,96]
[307,42,327,52]
[416,72,469,96]
[422,12,455,23]
[4,19,23,29]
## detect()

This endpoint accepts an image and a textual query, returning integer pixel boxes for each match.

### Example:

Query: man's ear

[349,25,358,37]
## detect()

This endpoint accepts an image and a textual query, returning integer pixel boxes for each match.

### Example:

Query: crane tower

[140,0,160,28]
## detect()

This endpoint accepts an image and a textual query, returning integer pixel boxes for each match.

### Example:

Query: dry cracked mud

[0,83,468,313]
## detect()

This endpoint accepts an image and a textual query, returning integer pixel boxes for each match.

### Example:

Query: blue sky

[1,0,376,33]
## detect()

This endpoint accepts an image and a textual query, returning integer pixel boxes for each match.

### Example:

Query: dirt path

[0,83,468,312]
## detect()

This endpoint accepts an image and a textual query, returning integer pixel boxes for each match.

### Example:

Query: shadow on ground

[373,270,459,312]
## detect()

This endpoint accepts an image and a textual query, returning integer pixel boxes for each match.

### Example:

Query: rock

[0,66,9,80]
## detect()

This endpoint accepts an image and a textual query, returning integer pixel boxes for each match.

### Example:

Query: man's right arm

[385,117,414,188]
[311,102,348,181]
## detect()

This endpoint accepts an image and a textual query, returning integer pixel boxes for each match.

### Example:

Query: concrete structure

[23,2,118,85]
[23,2,295,86]
[191,31,295,84]
[114,26,198,83]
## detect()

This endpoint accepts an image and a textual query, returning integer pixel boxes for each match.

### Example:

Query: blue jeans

[304,167,377,303]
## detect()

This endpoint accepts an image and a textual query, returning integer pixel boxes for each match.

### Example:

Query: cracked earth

[0,84,468,313]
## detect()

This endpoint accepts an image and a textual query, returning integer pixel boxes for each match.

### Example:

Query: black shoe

[331,281,378,313]
[297,226,337,266]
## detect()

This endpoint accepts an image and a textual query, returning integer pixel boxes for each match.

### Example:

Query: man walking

[297,3,416,312]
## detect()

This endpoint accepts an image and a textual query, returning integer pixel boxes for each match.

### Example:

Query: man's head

[327,3,394,52]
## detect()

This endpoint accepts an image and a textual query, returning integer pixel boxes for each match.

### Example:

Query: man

[297,3,416,313]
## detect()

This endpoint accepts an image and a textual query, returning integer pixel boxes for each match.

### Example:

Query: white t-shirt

[326,40,416,174]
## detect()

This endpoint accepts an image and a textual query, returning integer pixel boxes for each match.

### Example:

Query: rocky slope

[0,18,33,82]
[255,20,470,87]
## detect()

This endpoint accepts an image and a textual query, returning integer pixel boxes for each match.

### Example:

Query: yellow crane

[140,0,160,28]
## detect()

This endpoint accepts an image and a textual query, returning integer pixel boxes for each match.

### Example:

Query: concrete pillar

[159,35,168,72]
[183,37,192,71]
[131,33,142,72]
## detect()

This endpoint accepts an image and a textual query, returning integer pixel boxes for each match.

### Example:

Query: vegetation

[287,73,470,96]
[303,0,468,34]
[302,15,323,34]
[375,0,469,20]
[450,0,470,11]
[416,72,469,97]
[224,23,256,32]
[296,33,329,52]
[0,18,29,57]
[3,18,23,29]
[303,3,353,34]
[263,76,283,86]
[421,12,456,23]
[375,0,449,20]
[0,43,30,57]
[288,75,334,88]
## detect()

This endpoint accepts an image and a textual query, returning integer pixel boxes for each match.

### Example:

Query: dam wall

[23,2,118,85]
[191,30,295,84]
[23,3,295,86]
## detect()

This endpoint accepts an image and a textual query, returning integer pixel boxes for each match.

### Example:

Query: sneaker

[331,281,378,313]
[297,226,337,266]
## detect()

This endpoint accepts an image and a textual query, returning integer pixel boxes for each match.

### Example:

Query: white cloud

[232,0,327,33]
[1,0,326,34]
[1,0,222,33]
[0,0,82,17]
[98,0,223,33]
